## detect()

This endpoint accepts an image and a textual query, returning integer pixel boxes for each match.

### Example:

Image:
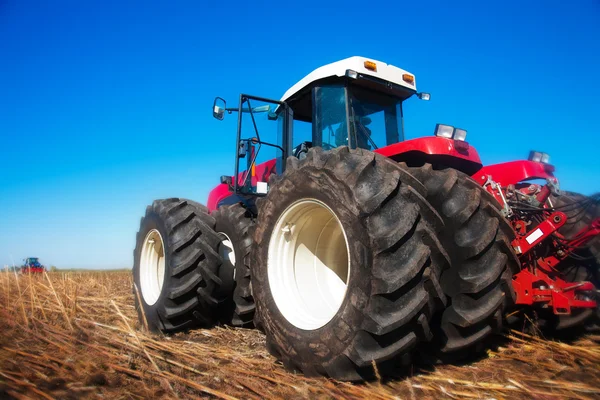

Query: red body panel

[208,137,482,211]
[207,159,277,212]
[207,183,231,212]
[473,160,555,187]
[375,136,482,165]
[21,267,45,274]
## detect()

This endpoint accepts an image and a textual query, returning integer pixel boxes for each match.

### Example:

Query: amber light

[364,61,377,71]
[402,74,415,85]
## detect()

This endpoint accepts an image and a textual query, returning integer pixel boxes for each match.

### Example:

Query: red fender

[375,136,483,166]
[473,160,555,187]
[207,183,231,212]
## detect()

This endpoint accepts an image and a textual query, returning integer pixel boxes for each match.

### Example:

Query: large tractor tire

[133,198,224,333]
[549,192,600,330]
[409,165,520,358]
[251,147,449,381]
[212,204,256,327]
[551,191,600,267]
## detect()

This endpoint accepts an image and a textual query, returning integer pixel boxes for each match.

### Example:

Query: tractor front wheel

[213,204,256,327]
[252,147,448,381]
[133,198,224,333]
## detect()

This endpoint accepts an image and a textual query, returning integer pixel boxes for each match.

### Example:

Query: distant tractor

[132,56,599,381]
[21,257,45,274]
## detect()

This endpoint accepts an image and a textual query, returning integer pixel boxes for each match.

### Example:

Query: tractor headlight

[417,92,431,101]
[540,153,550,164]
[453,128,467,141]
[529,151,542,162]
[528,150,550,164]
[434,124,468,141]
[434,124,454,138]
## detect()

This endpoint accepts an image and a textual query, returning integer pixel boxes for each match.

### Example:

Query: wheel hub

[268,199,350,330]
[139,229,166,305]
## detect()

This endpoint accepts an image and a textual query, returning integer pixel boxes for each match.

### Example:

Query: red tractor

[21,257,45,274]
[132,57,599,381]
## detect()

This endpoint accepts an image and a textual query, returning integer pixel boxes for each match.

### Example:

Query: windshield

[347,86,403,150]
[312,84,348,150]
[311,84,406,151]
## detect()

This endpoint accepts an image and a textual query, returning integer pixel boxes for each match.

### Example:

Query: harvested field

[0,270,599,399]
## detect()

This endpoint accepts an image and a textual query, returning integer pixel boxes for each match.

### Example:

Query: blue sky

[1,1,599,269]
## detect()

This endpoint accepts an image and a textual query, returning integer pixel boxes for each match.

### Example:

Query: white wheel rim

[140,229,166,306]
[268,199,350,330]
[219,233,236,280]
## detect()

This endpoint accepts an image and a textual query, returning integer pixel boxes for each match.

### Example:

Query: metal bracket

[511,211,567,255]
[482,175,512,217]
[513,268,596,314]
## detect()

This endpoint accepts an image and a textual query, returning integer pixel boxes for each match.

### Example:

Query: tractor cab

[24,257,41,267]
[209,56,480,211]
[21,257,45,273]
[281,56,429,157]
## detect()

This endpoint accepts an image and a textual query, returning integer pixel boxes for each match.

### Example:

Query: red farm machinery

[132,56,599,381]
[21,257,46,274]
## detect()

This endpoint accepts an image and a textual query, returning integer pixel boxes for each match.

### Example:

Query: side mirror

[417,92,431,101]
[213,97,226,120]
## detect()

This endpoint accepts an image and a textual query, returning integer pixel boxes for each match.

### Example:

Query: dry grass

[0,270,599,399]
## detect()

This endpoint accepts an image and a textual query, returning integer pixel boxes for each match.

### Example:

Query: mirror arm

[246,98,262,143]
[239,142,261,190]
[256,140,284,154]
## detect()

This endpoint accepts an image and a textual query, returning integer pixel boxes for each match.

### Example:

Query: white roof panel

[281,56,417,102]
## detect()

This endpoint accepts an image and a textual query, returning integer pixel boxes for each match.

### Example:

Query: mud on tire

[212,204,256,328]
[133,198,224,333]
[409,165,520,358]
[251,147,449,381]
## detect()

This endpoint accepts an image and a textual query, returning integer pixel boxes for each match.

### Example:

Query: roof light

[402,74,415,85]
[453,128,467,141]
[364,61,377,71]
[434,124,454,138]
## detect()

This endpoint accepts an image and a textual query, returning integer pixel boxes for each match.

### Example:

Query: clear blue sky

[1,1,599,269]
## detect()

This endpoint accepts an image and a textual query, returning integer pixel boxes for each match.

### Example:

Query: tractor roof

[280,56,417,121]
[281,56,417,102]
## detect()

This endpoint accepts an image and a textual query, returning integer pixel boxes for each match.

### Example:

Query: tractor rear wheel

[213,204,256,328]
[409,165,520,359]
[549,192,600,330]
[551,191,600,267]
[133,198,224,333]
[251,147,448,381]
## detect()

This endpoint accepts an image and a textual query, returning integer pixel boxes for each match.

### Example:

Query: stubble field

[0,271,599,399]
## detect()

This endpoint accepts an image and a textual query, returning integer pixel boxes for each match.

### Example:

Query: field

[0,271,599,399]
